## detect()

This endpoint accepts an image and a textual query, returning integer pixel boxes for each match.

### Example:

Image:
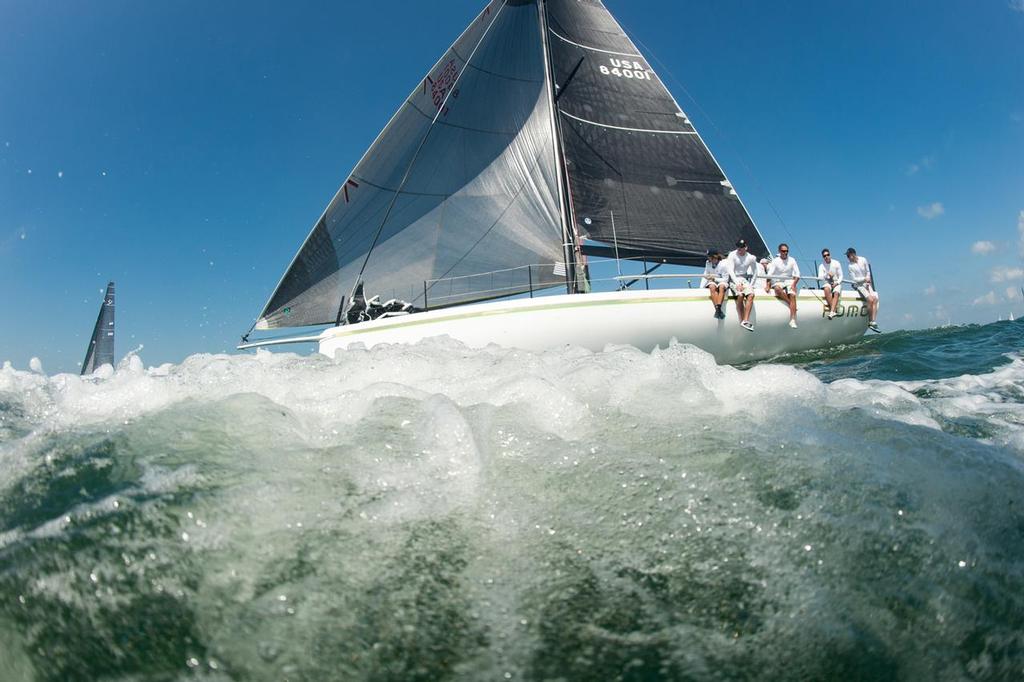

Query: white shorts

[855,284,879,302]
[772,281,796,295]
[704,281,726,289]
[822,280,842,293]
[731,279,756,296]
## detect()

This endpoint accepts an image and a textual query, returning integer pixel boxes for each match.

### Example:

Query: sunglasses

[779,249,789,254]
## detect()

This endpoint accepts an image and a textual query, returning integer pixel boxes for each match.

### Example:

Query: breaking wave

[1,321,1023,680]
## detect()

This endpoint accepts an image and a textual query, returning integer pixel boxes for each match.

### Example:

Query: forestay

[256,0,565,330]
[545,0,768,265]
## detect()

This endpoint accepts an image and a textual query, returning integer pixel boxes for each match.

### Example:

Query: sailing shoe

[827,311,836,319]
[715,306,725,320]
[868,321,879,331]
[789,319,798,329]
[741,320,754,332]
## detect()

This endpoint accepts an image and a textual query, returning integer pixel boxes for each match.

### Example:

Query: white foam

[4,343,1022,455]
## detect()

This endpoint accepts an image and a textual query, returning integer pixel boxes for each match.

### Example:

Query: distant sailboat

[239,0,870,363]
[81,281,115,375]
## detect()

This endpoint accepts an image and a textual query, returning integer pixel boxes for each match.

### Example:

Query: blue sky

[2,0,1022,373]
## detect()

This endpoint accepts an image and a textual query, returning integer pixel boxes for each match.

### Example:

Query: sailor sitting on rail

[767,243,801,329]
[726,239,758,331]
[818,248,843,319]
[845,247,880,331]
[701,249,730,320]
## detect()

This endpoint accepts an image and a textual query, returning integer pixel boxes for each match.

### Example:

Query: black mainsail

[545,0,767,265]
[81,281,115,375]
[251,0,769,332]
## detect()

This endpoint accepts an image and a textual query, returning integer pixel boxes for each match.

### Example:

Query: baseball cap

[735,239,748,248]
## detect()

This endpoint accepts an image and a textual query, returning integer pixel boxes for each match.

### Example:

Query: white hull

[316,288,871,364]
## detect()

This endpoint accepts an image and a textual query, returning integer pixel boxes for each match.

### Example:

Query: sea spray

[0,323,1022,680]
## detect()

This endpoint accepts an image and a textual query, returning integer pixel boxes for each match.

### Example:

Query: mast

[539,0,578,294]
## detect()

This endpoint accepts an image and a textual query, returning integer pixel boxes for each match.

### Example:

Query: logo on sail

[426,60,460,113]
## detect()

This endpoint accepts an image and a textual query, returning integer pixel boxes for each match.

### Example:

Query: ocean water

[1,321,1022,681]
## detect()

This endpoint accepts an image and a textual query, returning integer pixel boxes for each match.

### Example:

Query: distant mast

[81,281,115,375]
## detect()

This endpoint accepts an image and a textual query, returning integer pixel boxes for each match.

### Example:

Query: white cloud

[971,240,995,255]
[991,266,1024,283]
[1007,287,1022,301]
[1012,0,1024,13]
[906,155,935,176]
[973,291,997,306]
[917,202,945,220]
[923,284,937,296]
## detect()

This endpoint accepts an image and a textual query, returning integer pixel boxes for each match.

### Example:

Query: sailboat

[239,0,870,364]
[81,281,115,375]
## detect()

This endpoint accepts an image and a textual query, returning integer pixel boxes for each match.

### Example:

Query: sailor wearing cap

[701,249,730,319]
[845,247,879,330]
[726,239,758,331]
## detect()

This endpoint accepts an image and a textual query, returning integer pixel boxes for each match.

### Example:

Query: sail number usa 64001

[599,58,652,80]
[598,58,651,80]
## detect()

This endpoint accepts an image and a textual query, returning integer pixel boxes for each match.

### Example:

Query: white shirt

[726,249,758,283]
[847,256,871,284]
[818,259,843,286]
[767,255,800,285]
[701,259,730,288]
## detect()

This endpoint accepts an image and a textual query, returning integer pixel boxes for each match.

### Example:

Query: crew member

[845,247,879,331]
[726,239,758,331]
[701,250,730,319]
[818,248,843,319]
[767,243,801,328]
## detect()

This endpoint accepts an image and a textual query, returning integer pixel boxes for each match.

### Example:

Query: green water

[1,321,1022,680]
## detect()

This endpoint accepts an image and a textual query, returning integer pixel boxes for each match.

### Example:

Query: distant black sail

[82,281,115,375]
[545,0,768,264]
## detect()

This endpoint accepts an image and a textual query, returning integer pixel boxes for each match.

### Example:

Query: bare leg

[741,294,754,322]
[788,292,797,321]
[824,285,837,313]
